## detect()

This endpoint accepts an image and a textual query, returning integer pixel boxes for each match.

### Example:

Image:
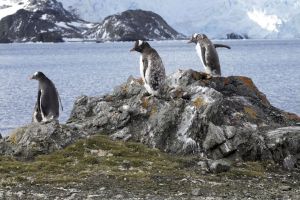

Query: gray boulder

[208,159,231,173]
[265,126,300,168]
[1,120,88,160]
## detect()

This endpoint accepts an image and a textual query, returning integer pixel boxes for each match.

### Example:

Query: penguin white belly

[139,56,146,83]
[144,60,158,96]
[39,89,46,121]
[196,43,211,74]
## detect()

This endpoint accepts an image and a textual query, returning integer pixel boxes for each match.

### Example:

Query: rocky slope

[87,9,185,42]
[0,0,92,43]
[0,69,300,198]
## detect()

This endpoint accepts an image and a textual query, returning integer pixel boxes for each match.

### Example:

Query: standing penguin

[130,40,166,96]
[188,33,230,76]
[30,72,62,122]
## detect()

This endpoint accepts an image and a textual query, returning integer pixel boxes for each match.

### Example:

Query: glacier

[60,0,300,39]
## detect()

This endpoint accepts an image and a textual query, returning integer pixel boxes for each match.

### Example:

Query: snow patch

[55,22,70,29]
[247,9,283,32]
[154,29,160,35]
[40,14,48,20]
[0,0,29,20]
[67,21,92,28]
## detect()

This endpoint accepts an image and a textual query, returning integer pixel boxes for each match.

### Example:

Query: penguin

[130,40,166,96]
[188,33,230,76]
[30,72,63,122]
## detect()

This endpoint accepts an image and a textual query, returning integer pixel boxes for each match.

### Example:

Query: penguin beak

[130,48,136,52]
[187,39,193,43]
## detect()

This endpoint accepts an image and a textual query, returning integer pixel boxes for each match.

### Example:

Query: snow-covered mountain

[87,9,185,42]
[60,0,300,39]
[0,0,93,42]
[1,0,300,41]
[0,0,184,42]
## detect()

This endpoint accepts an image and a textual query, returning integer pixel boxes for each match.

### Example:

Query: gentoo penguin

[130,40,166,96]
[30,72,63,122]
[188,33,230,76]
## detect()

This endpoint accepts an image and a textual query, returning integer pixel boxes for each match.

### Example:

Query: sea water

[0,40,299,135]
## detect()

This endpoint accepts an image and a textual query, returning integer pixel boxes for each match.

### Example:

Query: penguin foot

[40,119,58,124]
[40,121,51,125]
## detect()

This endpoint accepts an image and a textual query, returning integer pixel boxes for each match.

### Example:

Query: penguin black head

[130,40,151,53]
[188,33,208,44]
[30,71,47,80]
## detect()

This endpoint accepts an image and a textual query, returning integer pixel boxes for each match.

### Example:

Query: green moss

[222,161,267,178]
[81,156,100,165]
[0,135,193,189]
[0,134,280,196]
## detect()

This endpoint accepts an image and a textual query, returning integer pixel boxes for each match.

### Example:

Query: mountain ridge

[0,0,184,42]
[61,0,300,39]
[1,0,300,40]
[87,9,185,42]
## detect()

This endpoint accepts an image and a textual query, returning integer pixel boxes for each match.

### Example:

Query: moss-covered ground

[0,134,299,199]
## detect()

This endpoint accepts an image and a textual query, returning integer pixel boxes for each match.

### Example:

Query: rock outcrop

[226,32,249,39]
[1,69,299,169]
[1,120,88,160]
[66,69,299,167]
[87,9,185,42]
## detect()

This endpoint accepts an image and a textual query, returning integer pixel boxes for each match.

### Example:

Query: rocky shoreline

[0,69,299,199]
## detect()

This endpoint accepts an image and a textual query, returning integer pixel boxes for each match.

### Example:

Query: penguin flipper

[36,90,41,113]
[214,44,231,49]
[201,46,207,66]
[32,90,43,122]
[56,88,63,111]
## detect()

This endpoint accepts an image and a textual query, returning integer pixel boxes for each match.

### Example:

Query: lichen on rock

[65,69,300,167]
